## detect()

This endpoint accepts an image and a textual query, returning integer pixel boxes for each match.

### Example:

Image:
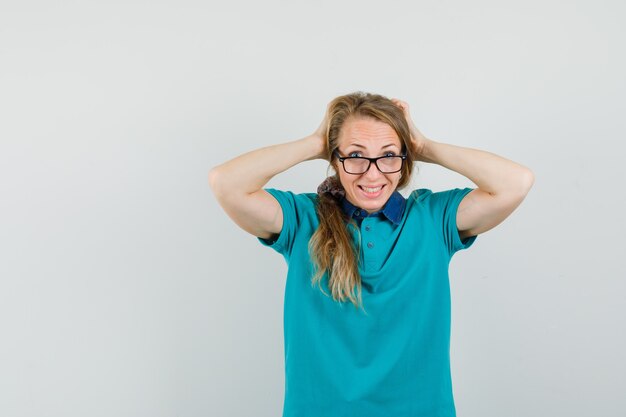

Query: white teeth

[361,186,382,193]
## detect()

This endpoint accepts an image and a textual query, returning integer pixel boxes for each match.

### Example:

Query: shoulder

[264,188,319,215]
[407,188,431,201]
[406,188,433,206]
[265,188,317,202]
[256,190,320,252]
[406,187,474,212]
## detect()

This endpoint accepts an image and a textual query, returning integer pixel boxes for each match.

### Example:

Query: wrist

[301,134,326,161]
[417,138,437,163]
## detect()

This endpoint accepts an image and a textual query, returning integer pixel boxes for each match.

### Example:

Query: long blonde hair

[308,92,417,312]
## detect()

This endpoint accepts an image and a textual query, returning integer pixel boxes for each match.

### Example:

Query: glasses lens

[344,158,369,174]
[378,156,403,173]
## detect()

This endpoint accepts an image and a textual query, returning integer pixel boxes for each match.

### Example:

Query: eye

[383,151,397,157]
[348,151,362,157]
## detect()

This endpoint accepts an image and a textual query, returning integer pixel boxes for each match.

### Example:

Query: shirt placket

[360,216,380,271]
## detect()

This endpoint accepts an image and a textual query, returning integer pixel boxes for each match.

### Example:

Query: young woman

[209,92,534,417]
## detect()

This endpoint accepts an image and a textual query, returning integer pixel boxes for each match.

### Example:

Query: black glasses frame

[334,151,407,175]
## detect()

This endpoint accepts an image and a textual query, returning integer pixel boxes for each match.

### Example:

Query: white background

[1,0,624,416]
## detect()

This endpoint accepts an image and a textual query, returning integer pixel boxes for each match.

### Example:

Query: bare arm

[420,141,534,239]
[209,118,327,240]
[392,98,534,239]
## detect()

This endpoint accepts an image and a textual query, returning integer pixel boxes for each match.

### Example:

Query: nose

[363,160,382,179]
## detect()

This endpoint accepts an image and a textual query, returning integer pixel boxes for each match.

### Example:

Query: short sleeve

[256,188,301,257]
[434,187,478,256]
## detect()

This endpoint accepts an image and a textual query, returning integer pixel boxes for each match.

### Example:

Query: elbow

[510,167,534,199]
[521,167,535,194]
[208,166,225,197]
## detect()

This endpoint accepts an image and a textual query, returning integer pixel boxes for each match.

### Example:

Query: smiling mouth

[359,185,385,193]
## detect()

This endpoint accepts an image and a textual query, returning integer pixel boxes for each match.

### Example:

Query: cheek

[339,174,352,189]
[389,174,401,188]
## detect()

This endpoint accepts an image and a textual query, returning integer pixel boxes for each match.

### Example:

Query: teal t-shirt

[258,187,477,417]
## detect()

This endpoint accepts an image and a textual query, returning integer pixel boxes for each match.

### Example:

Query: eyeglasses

[334,151,407,175]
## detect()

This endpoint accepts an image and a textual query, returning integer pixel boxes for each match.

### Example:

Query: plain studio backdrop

[1,0,624,416]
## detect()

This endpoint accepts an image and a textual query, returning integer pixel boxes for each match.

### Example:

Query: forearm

[209,135,323,196]
[420,139,534,195]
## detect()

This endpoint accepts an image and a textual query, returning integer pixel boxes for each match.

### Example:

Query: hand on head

[391,98,429,157]
[310,102,332,161]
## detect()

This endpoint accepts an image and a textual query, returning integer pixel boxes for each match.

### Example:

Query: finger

[391,98,409,111]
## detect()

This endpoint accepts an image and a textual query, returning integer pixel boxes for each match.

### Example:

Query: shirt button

[355,210,361,216]
[367,242,374,249]
[365,226,371,231]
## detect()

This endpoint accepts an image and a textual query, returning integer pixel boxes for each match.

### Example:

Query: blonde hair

[308,91,417,312]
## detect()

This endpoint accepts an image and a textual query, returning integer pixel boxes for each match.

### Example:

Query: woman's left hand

[391,98,430,160]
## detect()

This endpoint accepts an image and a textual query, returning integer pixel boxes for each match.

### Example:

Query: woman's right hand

[309,103,331,161]
[211,100,334,241]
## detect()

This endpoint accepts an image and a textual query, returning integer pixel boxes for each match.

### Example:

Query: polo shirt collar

[340,190,406,225]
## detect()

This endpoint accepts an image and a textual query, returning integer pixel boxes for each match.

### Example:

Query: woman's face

[334,116,403,213]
